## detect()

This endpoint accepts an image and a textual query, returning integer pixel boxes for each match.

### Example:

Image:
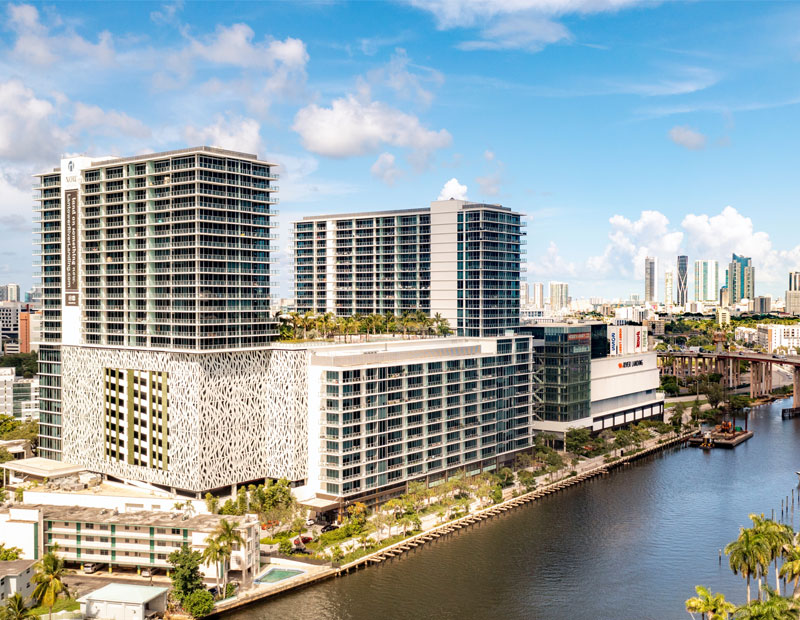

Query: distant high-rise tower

[664,271,674,305]
[676,255,688,306]
[786,272,800,316]
[6,284,20,302]
[549,282,569,311]
[727,254,754,304]
[791,272,800,292]
[694,260,719,302]
[644,257,657,303]
[531,282,544,309]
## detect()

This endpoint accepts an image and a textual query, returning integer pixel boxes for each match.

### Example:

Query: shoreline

[211,430,694,617]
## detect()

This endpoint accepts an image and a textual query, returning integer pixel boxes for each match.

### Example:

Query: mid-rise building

[756,324,800,354]
[549,282,569,311]
[676,255,688,306]
[727,254,754,304]
[0,302,23,338]
[716,307,731,327]
[0,368,14,417]
[293,199,524,338]
[664,270,674,305]
[18,310,41,354]
[753,295,771,314]
[0,505,259,583]
[33,147,280,475]
[644,257,657,302]
[694,260,719,303]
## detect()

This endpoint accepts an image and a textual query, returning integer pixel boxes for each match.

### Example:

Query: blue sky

[2,0,800,301]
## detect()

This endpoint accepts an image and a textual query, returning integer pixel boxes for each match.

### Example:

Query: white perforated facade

[61,346,308,493]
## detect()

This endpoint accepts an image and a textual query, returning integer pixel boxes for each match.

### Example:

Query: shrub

[278,539,293,556]
[183,589,214,618]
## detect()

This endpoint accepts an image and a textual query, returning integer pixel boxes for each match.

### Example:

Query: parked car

[83,563,102,574]
[141,567,158,578]
[321,524,339,533]
[293,536,313,545]
[306,518,316,527]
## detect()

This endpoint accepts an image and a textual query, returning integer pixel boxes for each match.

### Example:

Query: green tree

[0,543,22,561]
[204,493,219,515]
[201,536,224,600]
[704,383,725,409]
[749,514,793,593]
[686,585,735,620]
[2,592,36,620]
[168,545,205,604]
[565,427,592,455]
[31,550,69,620]
[489,485,502,504]
[726,528,771,603]
[278,539,293,556]
[517,470,537,492]
[496,467,515,488]
[779,544,800,599]
[211,519,244,595]
[182,589,215,618]
[732,586,800,619]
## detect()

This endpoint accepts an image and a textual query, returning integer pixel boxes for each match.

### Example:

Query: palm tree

[2,592,36,620]
[750,515,794,593]
[686,585,735,620]
[201,536,224,599]
[727,528,771,603]
[212,519,245,594]
[780,544,800,598]
[32,550,69,620]
[732,586,800,619]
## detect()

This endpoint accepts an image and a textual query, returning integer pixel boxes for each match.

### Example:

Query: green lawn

[28,597,80,615]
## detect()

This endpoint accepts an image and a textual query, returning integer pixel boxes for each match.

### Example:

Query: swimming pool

[256,568,305,584]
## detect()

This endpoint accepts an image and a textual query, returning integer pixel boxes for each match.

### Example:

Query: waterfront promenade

[213,428,691,616]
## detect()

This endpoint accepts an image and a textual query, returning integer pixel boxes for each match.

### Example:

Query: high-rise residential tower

[293,200,524,338]
[727,254,754,304]
[644,257,657,302]
[549,282,569,311]
[31,148,313,494]
[694,260,719,303]
[786,271,800,316]
[676,255,688,307]
[664,270,674,306]
[531,282,544,309]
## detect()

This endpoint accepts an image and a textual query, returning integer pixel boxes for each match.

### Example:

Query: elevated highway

[657,350,800,407]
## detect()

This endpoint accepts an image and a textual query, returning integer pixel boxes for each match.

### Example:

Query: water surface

[229,399,800,620]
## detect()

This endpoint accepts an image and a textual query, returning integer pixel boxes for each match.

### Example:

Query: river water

[229,399,800,620]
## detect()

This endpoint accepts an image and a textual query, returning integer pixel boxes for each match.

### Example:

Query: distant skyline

[2,1,800,298]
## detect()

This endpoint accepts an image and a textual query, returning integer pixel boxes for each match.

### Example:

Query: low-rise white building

[0,368,14,417]
[78,583,168,620]
[0,559,36,603]
[756,324,800,354]
[735,326,758,345]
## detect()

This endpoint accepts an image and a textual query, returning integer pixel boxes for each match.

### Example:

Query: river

[228,398,800,620]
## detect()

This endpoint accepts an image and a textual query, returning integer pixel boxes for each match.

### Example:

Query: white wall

[0,509,41,560]
[591,352,659,404]
[429,200,461,328]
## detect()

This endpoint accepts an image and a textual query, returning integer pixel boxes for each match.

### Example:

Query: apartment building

[32,148,305,494]
[293,199,524,338]
[299,335,543,507]
[0,505,259,583]
[756,324,800,354]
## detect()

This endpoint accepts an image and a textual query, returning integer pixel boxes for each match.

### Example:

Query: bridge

[657,350,800,408]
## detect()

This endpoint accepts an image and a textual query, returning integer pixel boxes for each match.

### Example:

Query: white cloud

[188,24,308,71]
[476,150,505,196]
[438,177,468,200]
[7,3,115,66]
[579,206,800,297]
[484,150,495,161]
[526,241,577,278]
[669,125,707,150]
[183,114,263,155]
[0,79,70,161]
[292,93,451,160]
[71,103,151,139]
[150,0,184,25]
[370,153,402,185]
[587,210,683,278]
[406,0,643,51]
[367,48,444,106]
[406,0,642,28]
[458,16,571,52]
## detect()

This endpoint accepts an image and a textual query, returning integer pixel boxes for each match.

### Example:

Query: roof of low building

[0,559,36,578]
[76,583,168,605]
[31,503,257,531]
[1,457,86,478]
